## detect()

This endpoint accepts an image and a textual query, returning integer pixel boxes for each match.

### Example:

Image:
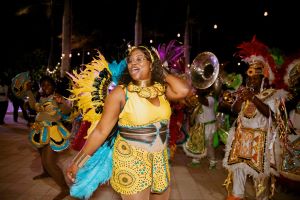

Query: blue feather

[70,135,117,199]
[108,59,127,85]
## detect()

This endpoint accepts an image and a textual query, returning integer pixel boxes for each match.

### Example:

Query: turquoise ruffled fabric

[70,131,117,199]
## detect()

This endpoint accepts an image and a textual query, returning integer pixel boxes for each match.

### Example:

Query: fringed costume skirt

[29,121,70,151]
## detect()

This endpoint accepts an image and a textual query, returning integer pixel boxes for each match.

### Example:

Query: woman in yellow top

[67,45,190,200]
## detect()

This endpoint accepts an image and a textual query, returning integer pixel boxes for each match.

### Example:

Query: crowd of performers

[10,36,299,200]
[170,36,300,200]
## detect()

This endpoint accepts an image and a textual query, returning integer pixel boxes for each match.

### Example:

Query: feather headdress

[283,58,300,89]
[235,35,276,84]
[283,50,300,89]
[157,40,185,73]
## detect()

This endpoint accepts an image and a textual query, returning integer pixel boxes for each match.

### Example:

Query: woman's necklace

[127,80,165,99]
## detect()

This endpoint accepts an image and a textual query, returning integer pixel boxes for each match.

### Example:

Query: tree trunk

[47,0,55,71]
[184,0,190,72]
[134,0,142,46]
[61,0,72,78]
[184,1,190,72]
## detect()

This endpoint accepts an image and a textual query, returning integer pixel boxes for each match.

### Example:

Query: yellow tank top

[118,88,171,127]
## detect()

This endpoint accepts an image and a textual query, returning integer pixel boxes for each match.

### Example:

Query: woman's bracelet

[72,150,91,168]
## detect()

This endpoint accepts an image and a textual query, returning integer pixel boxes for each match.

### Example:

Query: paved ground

[0,109,299,200]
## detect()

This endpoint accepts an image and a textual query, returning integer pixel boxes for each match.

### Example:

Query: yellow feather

[66,50,111,129]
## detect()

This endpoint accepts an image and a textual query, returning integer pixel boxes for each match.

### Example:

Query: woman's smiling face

[127,48,152,81]
[41,80,55,96]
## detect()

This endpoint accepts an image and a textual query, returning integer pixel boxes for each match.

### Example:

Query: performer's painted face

[127,48,152,81]
[246,74,263,92]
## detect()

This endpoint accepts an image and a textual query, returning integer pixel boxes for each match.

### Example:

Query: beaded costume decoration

[127,81,165,99]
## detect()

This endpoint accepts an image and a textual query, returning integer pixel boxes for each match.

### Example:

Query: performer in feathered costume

[157,40,188,160]
[25,75,72,200]
[183,87,218,169]
[66,46,190,200]
[276,53,300,189]
[222,36,289,200]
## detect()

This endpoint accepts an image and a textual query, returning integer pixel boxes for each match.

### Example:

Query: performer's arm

[164,73,191,101]
[241,88,273,118]
[67,86,125,182]
[80,86,124,155]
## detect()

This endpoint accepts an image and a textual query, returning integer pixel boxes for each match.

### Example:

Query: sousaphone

[189,51,219,89]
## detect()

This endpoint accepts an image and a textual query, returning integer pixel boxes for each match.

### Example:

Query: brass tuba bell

[189,51,219,89]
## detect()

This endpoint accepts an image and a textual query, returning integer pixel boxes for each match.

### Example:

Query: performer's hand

[66,163,79,183]
[240,88,255,101]
[54,93,65,104]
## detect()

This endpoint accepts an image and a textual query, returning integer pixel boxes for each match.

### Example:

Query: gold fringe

[269,175,276,199]
[223,170,233,195]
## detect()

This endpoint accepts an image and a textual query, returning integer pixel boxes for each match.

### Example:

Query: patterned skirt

[110,135,170,195]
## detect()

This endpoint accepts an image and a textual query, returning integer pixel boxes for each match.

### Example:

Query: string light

[47,67,56,74]
[46,64,60,74]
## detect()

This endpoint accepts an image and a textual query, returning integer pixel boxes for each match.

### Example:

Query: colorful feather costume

[67,51,126,136]
[67,51,126,199]
[156,40,187,159]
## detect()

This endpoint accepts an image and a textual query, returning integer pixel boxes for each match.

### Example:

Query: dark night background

[2,0,300,79]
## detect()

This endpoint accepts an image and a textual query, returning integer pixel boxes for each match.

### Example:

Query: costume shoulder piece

[67,51,126,136]
[257,88,289,101]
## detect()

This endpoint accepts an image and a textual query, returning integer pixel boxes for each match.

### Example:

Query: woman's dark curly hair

[118,45,165,86]
[39,75,56,88]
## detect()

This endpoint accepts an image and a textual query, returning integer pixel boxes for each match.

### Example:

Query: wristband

[72,150,91,168]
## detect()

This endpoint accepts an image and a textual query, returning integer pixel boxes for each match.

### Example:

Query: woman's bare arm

[165,74,191,101]
[80,86,125,156]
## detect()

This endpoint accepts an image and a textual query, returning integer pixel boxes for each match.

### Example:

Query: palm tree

[134,0,142,46]
[61,0,72,77]
[16,0,71,78]
[184,0,191,72]
[15,1,58,76]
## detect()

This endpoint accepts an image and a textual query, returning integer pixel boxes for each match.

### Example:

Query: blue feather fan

[70,133,117,199]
